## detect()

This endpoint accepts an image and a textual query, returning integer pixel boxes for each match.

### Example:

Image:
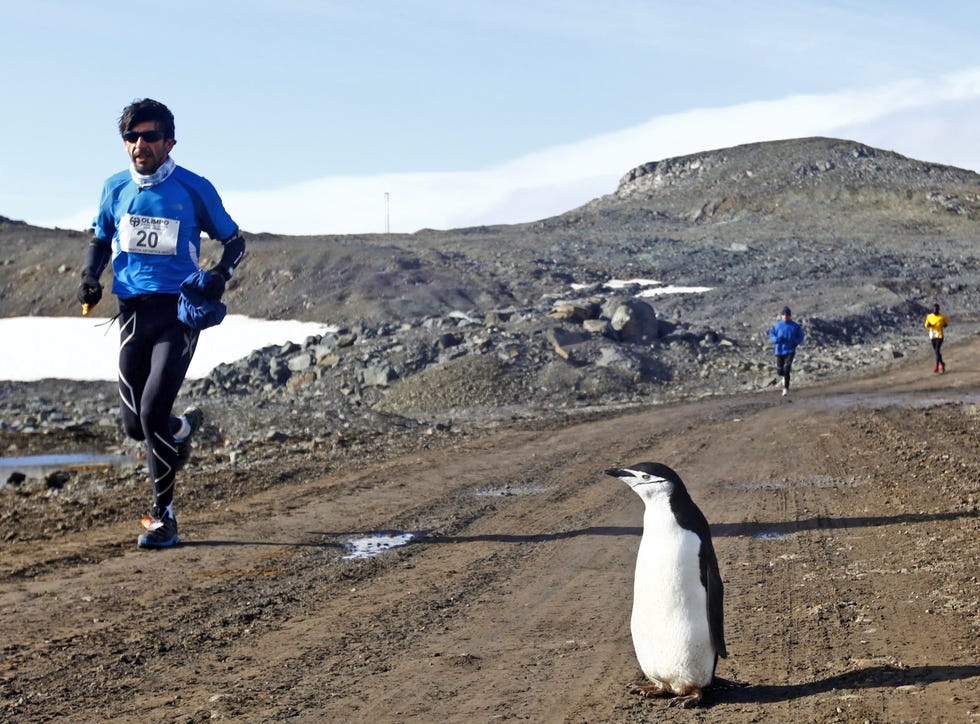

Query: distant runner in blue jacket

[768,306,804,396]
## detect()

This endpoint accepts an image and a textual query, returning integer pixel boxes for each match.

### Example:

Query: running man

[924,304,948,373]
[77,99,245,548]
[768,306,805,396]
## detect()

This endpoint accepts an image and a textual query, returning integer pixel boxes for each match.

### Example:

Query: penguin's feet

[666,689,704,708]
[631,681,670,699]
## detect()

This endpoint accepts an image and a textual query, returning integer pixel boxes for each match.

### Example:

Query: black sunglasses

[122,129,165,143]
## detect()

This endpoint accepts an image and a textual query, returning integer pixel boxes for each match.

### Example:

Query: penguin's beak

[605,468,628,479]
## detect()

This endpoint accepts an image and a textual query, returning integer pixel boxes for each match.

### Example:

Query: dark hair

[932,304,940,313]
[118,98,175,139]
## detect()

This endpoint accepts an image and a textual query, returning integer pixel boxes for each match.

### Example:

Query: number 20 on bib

[119,214,180,256]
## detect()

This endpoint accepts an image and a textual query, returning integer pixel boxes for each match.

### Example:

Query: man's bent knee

[120,416,145,441]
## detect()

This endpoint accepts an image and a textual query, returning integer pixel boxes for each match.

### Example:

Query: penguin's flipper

[701,544,727,658]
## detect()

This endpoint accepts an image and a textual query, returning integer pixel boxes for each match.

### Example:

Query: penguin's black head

[604,462,686,497]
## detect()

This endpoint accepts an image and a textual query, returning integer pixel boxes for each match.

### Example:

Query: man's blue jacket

[769,319,804,355]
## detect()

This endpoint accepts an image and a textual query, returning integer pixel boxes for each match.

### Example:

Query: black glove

[198,268,227,300]
[77,271,103,307]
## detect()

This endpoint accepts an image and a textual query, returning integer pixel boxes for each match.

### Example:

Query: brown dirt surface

[2,339,978,723]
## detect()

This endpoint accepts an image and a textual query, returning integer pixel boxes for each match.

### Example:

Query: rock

[549,301,598,322]
[287,353,313,373]
[362,365,393,387]
[583,319,610,335]
[436,333,464,350]
[546,334,570,361]
[269,358,291,384]
[609,299,660,340]
[595,346,632,369]
[45,471,70,489]
[484,309,513,326]
[448,311,481,325]
[336,332,357,348]
[312,339,337,360]
[546,327,589,348]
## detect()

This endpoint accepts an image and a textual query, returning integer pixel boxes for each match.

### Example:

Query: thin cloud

[49,67,980,236]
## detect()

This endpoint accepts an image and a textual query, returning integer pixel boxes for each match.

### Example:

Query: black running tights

[775,352,796,387]
[117,294,198,511]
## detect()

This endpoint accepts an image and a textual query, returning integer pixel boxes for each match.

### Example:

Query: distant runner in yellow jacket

[924,304,948,373]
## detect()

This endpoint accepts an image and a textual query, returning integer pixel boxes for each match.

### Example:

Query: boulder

[609,299,660,340]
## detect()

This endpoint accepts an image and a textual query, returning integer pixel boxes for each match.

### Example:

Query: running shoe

[174,407,203,471]
[137,505,179,549]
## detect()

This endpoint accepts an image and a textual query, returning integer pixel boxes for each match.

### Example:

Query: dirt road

[2,340,978,723]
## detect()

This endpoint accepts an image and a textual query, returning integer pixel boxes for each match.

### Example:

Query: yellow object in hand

[82,303,91,316]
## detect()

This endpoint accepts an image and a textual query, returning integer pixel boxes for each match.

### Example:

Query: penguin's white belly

[631,520,715,690]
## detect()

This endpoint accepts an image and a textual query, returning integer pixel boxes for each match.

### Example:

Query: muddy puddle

[0,452,137,483]
[342,531,419,560]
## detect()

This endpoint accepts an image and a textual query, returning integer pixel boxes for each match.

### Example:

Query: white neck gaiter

[130,156,176,189]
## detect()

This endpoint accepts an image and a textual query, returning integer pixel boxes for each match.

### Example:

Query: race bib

[118,214,180,256]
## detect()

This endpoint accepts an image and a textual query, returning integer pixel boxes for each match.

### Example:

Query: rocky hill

[1,137,978,431]
[592,136,980,239]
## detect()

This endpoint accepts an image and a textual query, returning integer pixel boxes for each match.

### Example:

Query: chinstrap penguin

[605,462,727,707]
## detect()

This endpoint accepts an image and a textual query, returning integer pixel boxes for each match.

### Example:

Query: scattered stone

[45,471,70,489]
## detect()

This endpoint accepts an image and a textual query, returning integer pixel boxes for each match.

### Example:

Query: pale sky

[2,1,979,235]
